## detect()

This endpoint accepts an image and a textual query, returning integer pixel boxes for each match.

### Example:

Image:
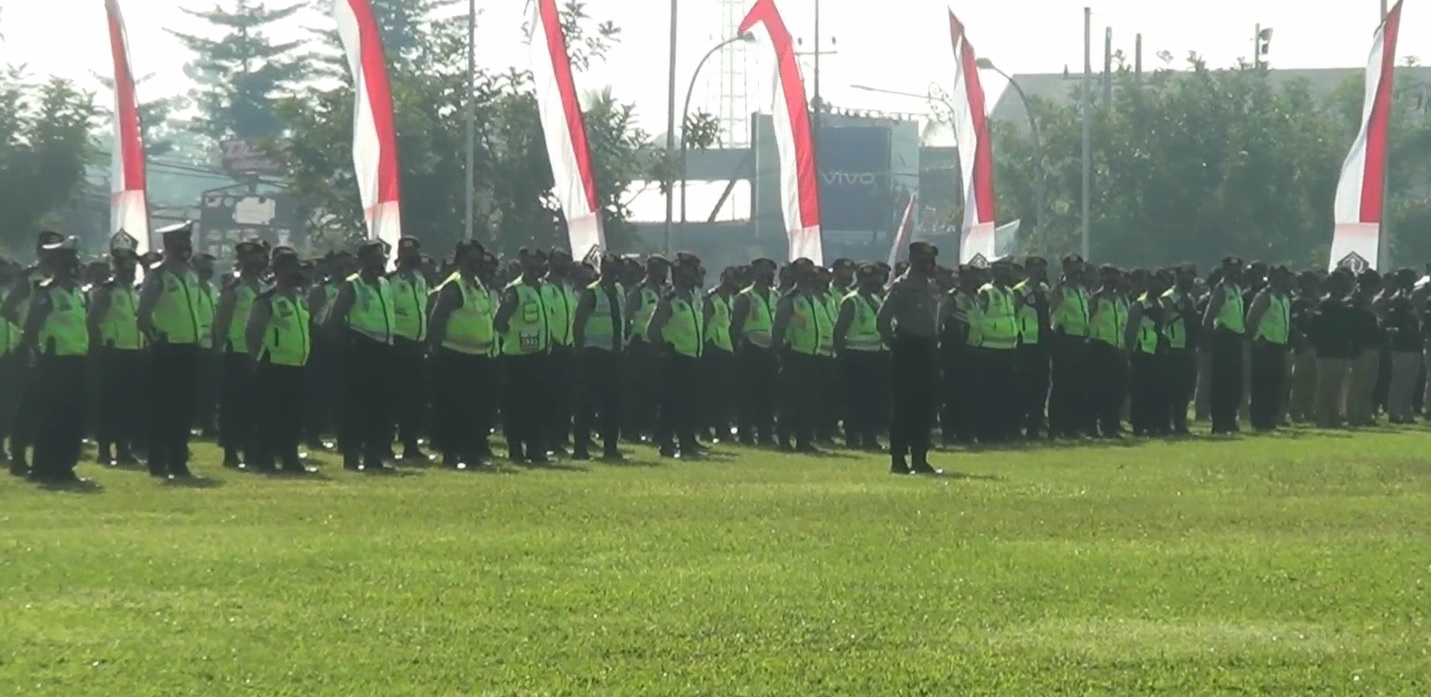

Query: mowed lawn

[3,429,1430,696]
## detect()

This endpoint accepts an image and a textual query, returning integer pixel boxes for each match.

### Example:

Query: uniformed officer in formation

[243,246,312,474]
[494,247,552,464]
[213,238,267,468]
[324,239,396,472]
[647,252,707,458]
[86,231,145,466]
[427,239,498,467]
[137,222,206,479]
[389,236,429,461]
[21,236,89,483]
[571,252,627,461]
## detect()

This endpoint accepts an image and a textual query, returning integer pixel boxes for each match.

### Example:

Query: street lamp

[975,57,1045,236]
[676,32,756,253]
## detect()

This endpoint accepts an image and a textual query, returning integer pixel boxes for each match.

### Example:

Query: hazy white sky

[0,0,1416,135]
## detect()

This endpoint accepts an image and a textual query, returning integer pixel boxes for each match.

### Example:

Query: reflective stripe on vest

[100,285,143,350]
[1051,285,1089,337]
[391,271,429,342]
[664,295,705,358]
[502,281,549,355]
[152,266,203,345]
[740,286,773,348]
[346,274,396,345]
[440,273,496,355]
[978,284,1018,350]
[262,293,311,366]
[788,294,834,356]
[843,291,883,352]
[39,285,89,357]
[582,281,624,351]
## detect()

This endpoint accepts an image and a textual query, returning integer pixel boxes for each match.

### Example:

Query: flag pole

[464,0,477,241]
[1379,0,1391,269]
[663,0,678,256]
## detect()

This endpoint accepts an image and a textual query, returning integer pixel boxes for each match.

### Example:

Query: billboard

[816,126,892,234]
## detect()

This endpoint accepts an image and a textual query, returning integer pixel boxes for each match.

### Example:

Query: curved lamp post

[975,57,1045,235]
[675,32,756,253]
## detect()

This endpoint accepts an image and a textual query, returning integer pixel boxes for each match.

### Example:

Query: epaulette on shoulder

[147,260,166,272]
[37,278,56,290]
[256,287,278,302]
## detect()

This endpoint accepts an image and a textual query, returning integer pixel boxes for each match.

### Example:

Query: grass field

[3,428,1430,696]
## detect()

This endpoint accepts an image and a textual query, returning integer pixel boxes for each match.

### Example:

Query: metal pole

[463,0,476,241]
[663,0,679,256]
[1379,0,1391,269]
[1135,33,1142,77]
[812,0,821,139]
[1103,27,1113,108]
[990,66,1044,235]
[1253,24,1261,69]
[1081,7,1092,261]
[682,36,750,229]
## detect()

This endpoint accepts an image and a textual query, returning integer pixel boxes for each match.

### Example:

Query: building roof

[989,66,1431,130]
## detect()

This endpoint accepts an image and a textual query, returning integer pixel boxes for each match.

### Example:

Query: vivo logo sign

[821,171,880,186]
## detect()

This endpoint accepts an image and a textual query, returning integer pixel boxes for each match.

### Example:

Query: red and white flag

[739,0,823,264]
[104,0,150,255]
[334,0,402,252]
[948,10,997,266]
[888,191,917,267]
[530,0,605,260]
[1330,0,1403,272]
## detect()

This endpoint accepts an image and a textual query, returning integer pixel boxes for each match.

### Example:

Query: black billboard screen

[816,126,893,233]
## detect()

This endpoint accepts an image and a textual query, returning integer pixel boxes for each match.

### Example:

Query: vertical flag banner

[104,0,150,255]
[739,0,824,264]
[1330,0,1403,272]
[531,0,605,260]
[334,0,402,252]
[993,219,1021,259]
[948,9,997,266]
[888,191,918,267]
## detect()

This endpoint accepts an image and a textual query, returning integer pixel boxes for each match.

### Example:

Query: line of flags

[100,0,1409,271]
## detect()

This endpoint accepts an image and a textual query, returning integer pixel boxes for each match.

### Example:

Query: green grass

[3,428,1431,695]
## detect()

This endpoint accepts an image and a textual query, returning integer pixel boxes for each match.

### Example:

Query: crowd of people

[1,224,1425,486]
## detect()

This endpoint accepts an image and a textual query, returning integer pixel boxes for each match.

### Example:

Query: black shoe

[9,461,28,478]
[890,458,911,475]
[343,457,361,472]
[601,449,626,463]
[168,465,194,479]
[571,449,591,461]
[222,450,242,469]
[507,448,525,463]
[401,446,428,462]
[911,462,943,476]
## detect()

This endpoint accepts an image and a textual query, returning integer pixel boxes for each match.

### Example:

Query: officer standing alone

[876,243,942,475]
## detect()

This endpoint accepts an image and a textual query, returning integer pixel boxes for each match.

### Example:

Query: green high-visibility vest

[739,285,773,348]
[196,282,215,349]
[317,281,340,324]
[955,292,984,347]
[390,271,429,342]
[788,294,833,356]
[707,293,733,352]
[629,286,660,342]
[1213,284,1245,334]
[227,280,259,352]
[1255,293,1290,344]
[978,283,1018,350]
[502,281,549,356]
[1090,295,1128,348]
[1012,280,1047,345]
[542,282,578,347]
[1135,293,1159,354]
[100,283,143,350]
[842,290,883,352]
[38,284,89,357]
[439,272,495,356]
[1161,287,1188,349]
[582,281,624,351]
[1051,284,1090,337]
[662,294,705,358]
[345,273,396,345]
[0,289,17,356]
[150,265,204,345]
[261,292,311,366]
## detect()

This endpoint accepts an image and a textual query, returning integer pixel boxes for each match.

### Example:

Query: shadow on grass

[36,478,106,494]
[527,461,590,473]
[163,476,225,489]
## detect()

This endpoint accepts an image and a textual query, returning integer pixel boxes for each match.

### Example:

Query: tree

[169,0,307,142]
[93,74,188,159]
[0,69,98,254]
[276,0,702,257]
[988,55,1431,270]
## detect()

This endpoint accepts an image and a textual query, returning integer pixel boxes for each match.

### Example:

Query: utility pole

[1103,27,1113,108]
[663,0,678,255]
[1081,7,1092,261]
[812,0,822,144]
[463,0,476,241]
[1135,33,1142,78]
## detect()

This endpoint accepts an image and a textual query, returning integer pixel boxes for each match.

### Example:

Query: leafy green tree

[170,0,307,141]
[0,69,98,254]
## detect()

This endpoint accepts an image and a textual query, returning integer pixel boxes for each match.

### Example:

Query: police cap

[646,254,671,269]
[674,251,701,268]
[109,231,140,258]
[271,245,301,270]
[236,238,266,256]
[908,241,938,257]
[856,262,879,276]
[548,247,572,261]
[518,246,547,261]
[750,257,777,272]
[1221,255,1243,267]
[157,221,194,244]
[830,258,855,272]
[357,239,387,257]
[35,230,65,249]
[398,236,421,252]
[1024,255,1047,266]
[41,235,80,256]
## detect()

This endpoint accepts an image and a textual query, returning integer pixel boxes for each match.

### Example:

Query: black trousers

[939,343,970,443]
[503,352,547,459]
[148,342,198,476]
[545,344,576,446]
[220,351,254,458]
[10,352,40,462]
[1049,334,1090,437]
[778,351,822,449]
[623,340,659,437]
[575,348,622,454]
[973,347,1019,442]
[434,348,496,461]
[816,356,841,440]
[194,348,220,436]
[391,338,427,451]
[1165,347,1195,433]
[702,347,737,438]
[890,335,938,465]
[252,361,304,469]
[736,343,778,443]
[1016,343,1050,437]
[1209,330,1245,434]
[1249,341,1288,431]
[32,354,86,480]
[1129,351,1167,435]
[841,349,883,448]
[96,347,143,452]
[657,352,702,452]
[304,332,338,444]
[340,336,393,467]
[0,351,18,453]
[1089,341,1127,436]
